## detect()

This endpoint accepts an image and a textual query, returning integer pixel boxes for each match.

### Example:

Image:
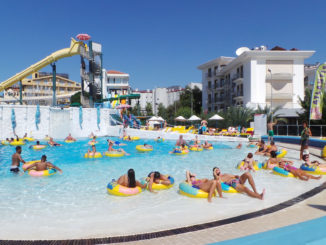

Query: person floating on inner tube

[48,137,62,146]
[117,169,147,189]
[107,141,130,156]
[214,167,265,200]
[202,141,212,149]
[24,155,62,174]
[146,171,171,193]
[65,133,76,142]
[278,161,321,181]
[186,170,223,202]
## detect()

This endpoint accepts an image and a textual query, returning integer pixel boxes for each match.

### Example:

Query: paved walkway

[111,144,326,245]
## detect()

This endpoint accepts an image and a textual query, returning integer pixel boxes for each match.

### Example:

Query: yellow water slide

[0,38,85,92]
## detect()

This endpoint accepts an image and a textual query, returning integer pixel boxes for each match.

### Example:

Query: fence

[274,125,326,137]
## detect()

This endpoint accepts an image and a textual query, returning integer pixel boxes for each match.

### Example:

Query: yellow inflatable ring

[88,141,98,146]
[32,145,47,150]
[10,141,25,146]
[123,136,140,141]
[276,149,287,158]
[44,137,51,141]
[322,146,326,159]
[107,181,142,196]
[84,152,103,158]
[203,146,213,150]
[237,161,262,171]
[189,146,203,152]
[104,151,124,157]
[65,140,75,143]
[273,166,295,178]
[179,182,214,198]
[136,145,153,152]
[1,140,9,145]
[22,160,57,177]
[156,138,165,142]
[141,175,175,190]
[172,149,189,155]
[23,137,35,142]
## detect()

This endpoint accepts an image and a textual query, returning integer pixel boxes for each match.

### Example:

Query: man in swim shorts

[11,146,25,173]
[267,121,277,144]
[176,135,187,147]
[213,167,265,200]
[65,133,76,142]
[24,155,62,173]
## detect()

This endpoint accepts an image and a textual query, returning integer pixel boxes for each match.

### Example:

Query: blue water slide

[131,114,141,126]
[123,114,132,126]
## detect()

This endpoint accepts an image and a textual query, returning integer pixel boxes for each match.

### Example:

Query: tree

[255,105,287,124]
[179,86,202,115]
[218,106,254,128]
[176,106,191,119]
[145,102,153,116]
[131,103,140,116]
[157,103,167,119]
[297,89,326,124]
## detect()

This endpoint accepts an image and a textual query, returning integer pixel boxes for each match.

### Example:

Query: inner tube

[300,164,326,175]
[136,145,153,152]
[1,140,9,145]
[10,141,25,146]
[237,161,262,171]
[189,146,203,152]
[84,152,102,158]
[23,137,35,142]
[156,138,164,143]
[172,149,189,155]
[276,149,287,158]
[141,175,175,190]
[203,146,213,150]
[22,160,57,177]
[104,151,124,157]
[123,136,140,141]
[32,145,47,150]
[107,181,142,196]
[88,141,98,145]
[272,166,295,178]
[179,182,212,198]
[65,140,75,143]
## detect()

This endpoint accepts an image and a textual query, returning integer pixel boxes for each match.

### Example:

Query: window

[208,107,211,112]
[208,94,212,104]
[208,68,212,77]
[214,93,218,102]
[214,66,218,76]
[214,80,218,89]
[214,106,217,111]
[208,81,211,89]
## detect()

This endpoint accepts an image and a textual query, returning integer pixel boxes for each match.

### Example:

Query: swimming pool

[0,137,323,240]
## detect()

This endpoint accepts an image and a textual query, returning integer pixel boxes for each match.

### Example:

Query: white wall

[293,58,305,108]
[0,105,121,140]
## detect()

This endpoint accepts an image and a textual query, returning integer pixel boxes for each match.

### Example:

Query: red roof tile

[107,70,127,75]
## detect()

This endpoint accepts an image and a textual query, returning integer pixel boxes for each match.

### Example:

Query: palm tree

[219,106,254,128]
[255,105,287,124]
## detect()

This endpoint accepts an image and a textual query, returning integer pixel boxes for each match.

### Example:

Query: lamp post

[268,69,273,123]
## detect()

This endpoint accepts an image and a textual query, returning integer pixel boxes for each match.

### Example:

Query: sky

[0,0,325,90]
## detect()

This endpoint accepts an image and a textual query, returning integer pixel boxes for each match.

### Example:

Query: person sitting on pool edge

[65,133,76,142]
[202,141,212,149]
[117,169,147,189]
[255,140,267,155]
[278,161,321,181]
[11,146,26,173]
[186,170,223,202]
[24,155,62,174]
[213,167,265,200]
[48,137,62,146]
[146,171,172,193]
[108,141,130,155]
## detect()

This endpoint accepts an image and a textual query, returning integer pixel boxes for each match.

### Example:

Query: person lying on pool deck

[65,133,76,142]
[24,155,62,173]
[278,161,321,181]
[117,169,147,189]
[202,141,212,149]
[146,171,171,193]
[213,167,265,200]
[186,170,223,202]
[11,146,26,173]
[48,137,62,146]
[108,141,130,155]
[255,140,267,155]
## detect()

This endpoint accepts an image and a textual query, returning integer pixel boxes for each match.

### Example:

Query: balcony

[266,73,293,80]
[266,92,292,100]
[232,73,244,82]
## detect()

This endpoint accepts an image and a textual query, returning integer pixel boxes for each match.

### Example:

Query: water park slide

[0,38,85,92]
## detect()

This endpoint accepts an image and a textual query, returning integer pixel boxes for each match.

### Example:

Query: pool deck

[111,143,326,245]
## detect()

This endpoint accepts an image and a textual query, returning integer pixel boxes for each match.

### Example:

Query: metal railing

[274,125,326,137]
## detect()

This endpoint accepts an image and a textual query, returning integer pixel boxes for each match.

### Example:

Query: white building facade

[132,86,184,115]
[102,70,130,100]
[198,48,315,114]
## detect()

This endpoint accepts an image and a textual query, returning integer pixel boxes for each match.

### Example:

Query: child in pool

[241,153,255,172]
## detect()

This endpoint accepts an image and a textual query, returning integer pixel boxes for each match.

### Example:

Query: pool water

[0,137,323,240]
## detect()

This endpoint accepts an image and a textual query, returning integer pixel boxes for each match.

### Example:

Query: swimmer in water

[48,138,62,146]
[241,153,255,172]
[87,145,97,156]
[108,141,130,155]
[10,146,25,173]
[146,171,171,193]
[24,155,62,173]
[117,169,147,189]
[236,143,242,149]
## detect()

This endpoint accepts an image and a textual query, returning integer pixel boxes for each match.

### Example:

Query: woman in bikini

[278,161,321,181]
